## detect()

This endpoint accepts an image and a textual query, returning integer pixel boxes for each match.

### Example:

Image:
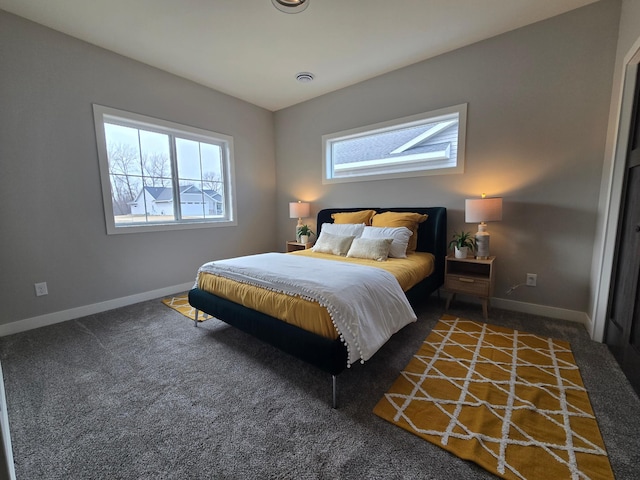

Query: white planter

[300,235,309,244]
[454,246,469,259]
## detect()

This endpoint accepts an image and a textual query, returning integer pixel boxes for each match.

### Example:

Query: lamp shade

[465,197,503,223]
[289,201,310,219]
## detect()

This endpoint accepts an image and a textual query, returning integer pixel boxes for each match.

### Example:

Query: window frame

[93,104,237,234]
[322,103,467,184]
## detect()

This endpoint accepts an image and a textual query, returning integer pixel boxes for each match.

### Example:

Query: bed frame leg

[194,309,199,327]
[332,375,338,409]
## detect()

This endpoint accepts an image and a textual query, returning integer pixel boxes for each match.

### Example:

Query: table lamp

[289,201,310,240]
[465,194,502,259]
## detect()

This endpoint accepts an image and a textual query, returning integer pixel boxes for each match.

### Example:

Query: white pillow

[361,226,413,258]
[320,222,365,238]
[311,232,355,256]
[346,237,393,262]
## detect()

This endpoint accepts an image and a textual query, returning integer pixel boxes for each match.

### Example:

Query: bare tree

[107,140,174,215]
[142,152,171,187]
[202,171,223,194]
[108,137,221,217]
[107,142,141,215]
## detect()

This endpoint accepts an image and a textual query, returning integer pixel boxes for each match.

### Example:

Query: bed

[188,207,447,407]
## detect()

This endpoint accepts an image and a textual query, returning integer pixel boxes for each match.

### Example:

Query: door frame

[593,38,640,342]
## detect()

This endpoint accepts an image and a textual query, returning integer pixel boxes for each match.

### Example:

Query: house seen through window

[93,105,236,234]
[323,104,467,183]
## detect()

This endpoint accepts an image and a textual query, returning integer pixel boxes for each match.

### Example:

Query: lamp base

[475,223,490,259]
[296,218,303,241]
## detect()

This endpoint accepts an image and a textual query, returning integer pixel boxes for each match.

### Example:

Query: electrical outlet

[526,273,537,287]
[34,282,48,296]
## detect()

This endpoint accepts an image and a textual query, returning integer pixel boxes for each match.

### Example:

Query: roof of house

[332,121,456,165]
[131,185,222,204]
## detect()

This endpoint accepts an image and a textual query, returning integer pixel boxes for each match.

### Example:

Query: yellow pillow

[331,209,377,225]
[371,211,428,252]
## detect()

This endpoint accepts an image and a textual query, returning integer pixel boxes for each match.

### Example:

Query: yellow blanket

[197,251,434,339]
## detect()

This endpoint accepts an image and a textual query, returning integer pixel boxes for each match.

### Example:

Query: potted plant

[296,224,314,244]
[448,231,476,259]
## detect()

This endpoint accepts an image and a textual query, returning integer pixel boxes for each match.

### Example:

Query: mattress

[196,250,434,339]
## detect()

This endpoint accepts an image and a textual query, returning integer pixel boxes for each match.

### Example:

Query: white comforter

[196,252,417,366]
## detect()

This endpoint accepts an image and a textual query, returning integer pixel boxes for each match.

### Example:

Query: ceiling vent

[272,0,310,14]
[296,72,315,83]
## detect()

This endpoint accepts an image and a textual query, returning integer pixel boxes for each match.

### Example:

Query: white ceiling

[0,0,599,111]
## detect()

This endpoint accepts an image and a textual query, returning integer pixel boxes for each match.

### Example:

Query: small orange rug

[373,315,614,480]
[162,294,212,321]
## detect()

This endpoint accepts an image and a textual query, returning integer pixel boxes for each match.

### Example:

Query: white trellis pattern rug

[373,315,614,480]
[162,294,212,322]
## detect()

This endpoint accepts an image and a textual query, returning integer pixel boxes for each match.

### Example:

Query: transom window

[93,105,236,234]
[322,104,467,184]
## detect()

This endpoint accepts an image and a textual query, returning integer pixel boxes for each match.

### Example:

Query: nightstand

[444,255,496,319]
[286,240,312,252]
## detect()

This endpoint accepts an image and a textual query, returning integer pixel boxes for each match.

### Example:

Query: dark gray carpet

[0,296,638,479]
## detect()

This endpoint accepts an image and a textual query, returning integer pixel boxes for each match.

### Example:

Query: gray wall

[274,0,620,314]
[617,0,640,55]
[0,11,276,325]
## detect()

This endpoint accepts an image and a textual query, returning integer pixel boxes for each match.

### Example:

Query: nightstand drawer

[286,241,312,252]
[445,254,495,320]
[445,276,490,297]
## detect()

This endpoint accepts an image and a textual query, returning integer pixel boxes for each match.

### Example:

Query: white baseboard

[1,286,594,339]
[491,297,592,332]
[0,282,194,337]
[444,294,592,332]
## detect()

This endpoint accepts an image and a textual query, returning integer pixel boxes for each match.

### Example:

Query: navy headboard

[316,207,448,286]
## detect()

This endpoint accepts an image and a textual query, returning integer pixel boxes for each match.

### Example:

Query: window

[322,104,467,184]
[93,105,236,234]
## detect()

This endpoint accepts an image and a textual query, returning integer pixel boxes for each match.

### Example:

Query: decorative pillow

[371,212,428,253]
[331,210,377,226]
[311,232,355,256]
[361,226,413,258]
[320,222,365,238]
[346,237,393,262]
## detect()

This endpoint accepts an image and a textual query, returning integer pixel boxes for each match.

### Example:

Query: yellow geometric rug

[161,293,212,321]
[373,315,614,480]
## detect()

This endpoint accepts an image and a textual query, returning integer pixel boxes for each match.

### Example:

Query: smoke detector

[296,72,315,83]
[272,0,310,14]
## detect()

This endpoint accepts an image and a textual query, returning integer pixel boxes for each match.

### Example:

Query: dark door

[606,67,640,395]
